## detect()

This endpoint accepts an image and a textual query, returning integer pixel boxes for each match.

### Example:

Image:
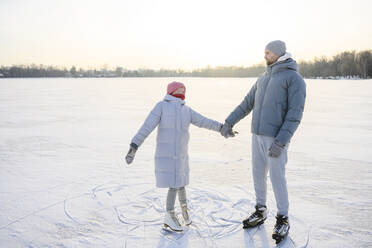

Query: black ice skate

[242,205,267,229]
[272,214,290,244]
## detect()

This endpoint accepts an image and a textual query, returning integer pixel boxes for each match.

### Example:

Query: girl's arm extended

[190,108,222,132]
[131,102,162,147]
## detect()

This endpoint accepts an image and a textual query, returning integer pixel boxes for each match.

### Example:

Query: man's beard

[266,60,274,66]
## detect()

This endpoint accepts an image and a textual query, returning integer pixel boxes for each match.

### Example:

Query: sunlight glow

[1,0,371,69]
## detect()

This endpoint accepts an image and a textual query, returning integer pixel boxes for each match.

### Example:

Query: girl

[125,81,223,231]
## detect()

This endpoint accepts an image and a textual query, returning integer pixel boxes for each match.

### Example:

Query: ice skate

[242,205,267,229]
[181,203,192,225]
[163,210,183,232]
[272,214,290,244]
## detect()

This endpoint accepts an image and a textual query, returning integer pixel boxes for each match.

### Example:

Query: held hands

[268,140,285,157]
[220,122,237,138]
[125,143,138,164]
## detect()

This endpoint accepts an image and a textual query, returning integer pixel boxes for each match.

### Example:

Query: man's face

[264,49,280,66]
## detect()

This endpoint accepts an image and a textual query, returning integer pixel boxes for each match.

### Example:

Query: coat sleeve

[275,75,306,145]
[225,80,257,126]
[131,102,162,147]
[190,108,222,132]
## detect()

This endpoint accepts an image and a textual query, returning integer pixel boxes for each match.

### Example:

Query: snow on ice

[0,78,372,247]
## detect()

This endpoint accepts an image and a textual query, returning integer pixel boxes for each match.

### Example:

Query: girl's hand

[125,143,138,164]
[220,122,235,138]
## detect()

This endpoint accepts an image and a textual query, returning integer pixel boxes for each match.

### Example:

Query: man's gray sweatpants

[252,134,289,216]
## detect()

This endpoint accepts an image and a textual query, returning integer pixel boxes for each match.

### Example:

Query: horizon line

[1,48,371,71]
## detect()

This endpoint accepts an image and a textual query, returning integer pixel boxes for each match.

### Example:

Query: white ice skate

[181,203,192,226]
[163,210,183,232]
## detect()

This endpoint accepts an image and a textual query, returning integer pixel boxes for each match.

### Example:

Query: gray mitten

[268,141,285,158]
[220,122,235,138]
[125,143,138,164]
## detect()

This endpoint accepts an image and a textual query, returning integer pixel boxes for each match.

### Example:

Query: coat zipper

[174,103,178,185]
[256,71,271,133]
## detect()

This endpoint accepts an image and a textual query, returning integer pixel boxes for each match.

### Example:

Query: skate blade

[184,220,192,226]
[163,224,183,232]
[272,233,288,244]
[272,225,290,244]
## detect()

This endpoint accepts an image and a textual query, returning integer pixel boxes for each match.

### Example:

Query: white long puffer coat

[131,94,222,188]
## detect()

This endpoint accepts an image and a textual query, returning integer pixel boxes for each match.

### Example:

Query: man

[220,40,306,244]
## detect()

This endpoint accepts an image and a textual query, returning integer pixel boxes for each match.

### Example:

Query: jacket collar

[277,52,292,63]
[267,52,298,73]
[164,94,185,105]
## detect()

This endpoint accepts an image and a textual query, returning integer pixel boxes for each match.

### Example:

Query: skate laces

[275,215,288,226]
[181,204,189,220]
[248,206,266,220]
[248,211,261,221]
[170,211,181,226]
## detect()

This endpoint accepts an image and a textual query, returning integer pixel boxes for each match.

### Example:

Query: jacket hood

[164,94,185,105]
[268,52,298,73]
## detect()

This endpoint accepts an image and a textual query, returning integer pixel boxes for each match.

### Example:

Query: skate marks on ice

[0,178,310,247]
[113,184,244,247]
[241,212,310,248]
[243,225,309,248]
[232,185,311,248]
[77,182,311,248]
[61,181,244,247]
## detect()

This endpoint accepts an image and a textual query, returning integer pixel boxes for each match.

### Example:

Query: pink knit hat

[167,81,185,95]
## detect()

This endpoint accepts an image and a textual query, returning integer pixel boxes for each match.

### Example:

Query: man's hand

[125,143,138,164]
[220,122,235,138]
[268,140,285,158]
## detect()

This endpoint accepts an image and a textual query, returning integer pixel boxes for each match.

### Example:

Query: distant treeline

[298,50,372,79]
[0,64,266,78]
[0,50,371,79]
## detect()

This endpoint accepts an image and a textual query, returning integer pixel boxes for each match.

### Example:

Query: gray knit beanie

[265,40,286,56]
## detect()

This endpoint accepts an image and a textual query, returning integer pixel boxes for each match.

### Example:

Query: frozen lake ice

[0,77,372,247]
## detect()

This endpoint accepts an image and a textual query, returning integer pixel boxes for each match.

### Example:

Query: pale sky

[1,0,371,69]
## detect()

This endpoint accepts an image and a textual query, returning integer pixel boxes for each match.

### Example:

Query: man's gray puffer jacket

[226,57,306,145]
